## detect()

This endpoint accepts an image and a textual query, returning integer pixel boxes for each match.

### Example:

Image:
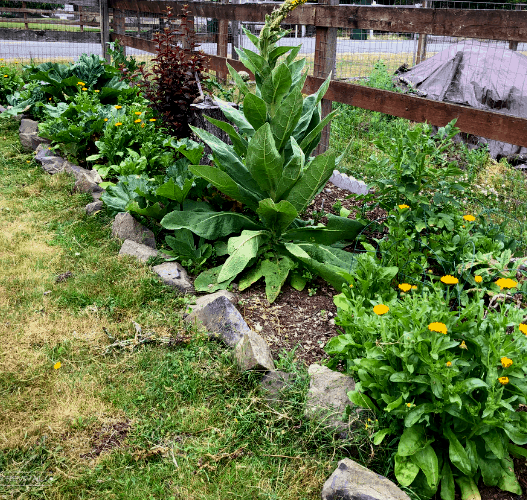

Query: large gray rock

[112,213,156,249]
[260,370,296,406]
[305,364,355,431]
[235,331,275,372]
[85,200,103,215]
[185,294,250,347]
[153,262,194,294]
[65,163,103,194]
[19,118,39,151]
[35,145,65,174]
[0,105,6,113]
[119,239,158,263]
[185,290,237,317]
[322,459,411,500]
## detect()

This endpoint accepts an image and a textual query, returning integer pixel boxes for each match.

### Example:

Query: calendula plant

[161,0,363,302]
[326,279,527,499]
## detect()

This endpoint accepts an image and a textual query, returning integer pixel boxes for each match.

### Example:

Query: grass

[0,117,408,499]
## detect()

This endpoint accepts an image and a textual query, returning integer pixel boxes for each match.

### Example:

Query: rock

[321,459,411,500]
[119,239,158,263]
[153,262,194,294]
[235,331,275,372]
[260,370,296,405]
[305,364,355,432]
[328,171,369,195]
[30,135,51,151]
[185,294,250,347]
[185,290,237,317]
[74,176,102,194]
[112,212,156,249]
[19,118,39,151]
[65,163,103,185]
[34,145,65,174]
[0,105,6,113]
[85,200,103,215]
[92,190,104,201]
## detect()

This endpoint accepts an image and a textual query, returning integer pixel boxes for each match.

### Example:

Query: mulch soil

[234,181,527,500]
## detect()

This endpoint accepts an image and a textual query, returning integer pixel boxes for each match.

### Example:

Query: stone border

[9,113,409,500]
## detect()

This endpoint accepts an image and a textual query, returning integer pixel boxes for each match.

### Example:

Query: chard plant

[161,0,363,302]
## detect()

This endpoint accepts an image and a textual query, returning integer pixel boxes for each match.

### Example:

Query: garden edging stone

[119,239,158,262]
[321,459,411,500]
[234,330,275,372]
[85,200,103,215]
[112,212,156,249]
[152,262,194,294]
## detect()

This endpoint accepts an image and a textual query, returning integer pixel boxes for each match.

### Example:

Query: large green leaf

[243,93,268,131]
[227,62,249,96]
[126,200,167,220]
[156,178,193,204]
[100,175,149,215]
[261,63,292,112]
[299,109,338,156]
[284,150,336,213]
[444,427,473,475]
[218,230,268,282]
[497,456,522,494]
[160,210,262,239]
[240,48,270,79]
[260,257,294,303]
[482,429,506,460]
[268,45,296,65]
[203,115,248,157]
[441,461,455,500]
[245,122,283,195]
[503,422,527,445]
[398,425,428,457]
[454,477,481,500]
[256,198,298,234]
[275,136,304,200]
[394,454,420,487]
[283,215,364,245]
[238,261,265,291]
[270,87,303,152]
[410,445,439,490]
[214,98,255,137]
[194,265,235,293]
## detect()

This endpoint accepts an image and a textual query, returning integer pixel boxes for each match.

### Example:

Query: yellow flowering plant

[327,279,527,499]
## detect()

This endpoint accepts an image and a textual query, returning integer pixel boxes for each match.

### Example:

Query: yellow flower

[53,361,61,370]
[94,89,100,93]
[446,361,452,367]
[149,118,156,122]
[519,323,527,335]
[428,322,447,335]
[115,122,122,126]
[398,204,410,210]
[82,88,87,91]
[501,357,513,368]
[406,403,412,407]
[115,105,122,109]
[349,284,353,288]
[373,304,389,315]
[141,123,145,128]
[398,283,412,292]
[411,285,418,290]
[498,376,509,385]
[463,214,476,222]
[103,118,108,122]
[474,275,483,283]
[26,160,30,163]
[134,111,142,115]
[48,97,52,100]
[77,81,85,86]
[459,340,467,349]
[134,119,141,123]
[3,75,7,78]
[441,275,459,285]
[495,278,517,290]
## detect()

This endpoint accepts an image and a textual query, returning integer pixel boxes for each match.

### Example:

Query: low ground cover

[2,1,527,498]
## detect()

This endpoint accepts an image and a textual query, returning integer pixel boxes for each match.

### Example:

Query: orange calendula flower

[459,340,467,349]
[498,376,509,385]
[406,403,413,407]
[94,89,100,93]
[115,122,122,126]
[134,111,142,115]
[3,75,7,78]
[134,119,141,123]
[77,81,85,86]
[103,118,108,122]
[82,87,87,91]
[519,323,527,335]
[463,214,476,222]
[441,275,459,285]
[398,283,412,292]
[398,204,410,210]
[141,123,145,128]
[501,357,513,368]
[446,361,452,367]
[149,118,156,122]
[428,322,447,335]
[411,285,418,290]
[474,275,483,283]
[115,105,122,109]
[53,361,61,370]
[349,284,353,288]
[495,278,517,290]
[373,304,389,315]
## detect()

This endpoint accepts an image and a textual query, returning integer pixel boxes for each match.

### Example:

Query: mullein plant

[161,0,363,302]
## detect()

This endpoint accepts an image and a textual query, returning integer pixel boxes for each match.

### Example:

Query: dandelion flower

[428,322,447,334]
[373,304,389,315]
[495,278,517,290]
[463,214,476,222]
[53,361,61,370]
[398,204,410,210]
[475,275,483,283]
[498,376,509,385]
[115,105,122,109]
[441,275,458,285]
[115,122,122,126]
[398,283,412,292]
[446,361,452,367]
[519,323,527,335]
[459,340,467,349]
[134,119,141,123]
[501,357,513,368]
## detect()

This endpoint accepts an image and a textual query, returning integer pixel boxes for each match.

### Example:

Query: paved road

[1,36,524,61]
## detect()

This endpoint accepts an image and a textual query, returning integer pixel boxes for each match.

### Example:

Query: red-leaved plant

[134,6,208,138]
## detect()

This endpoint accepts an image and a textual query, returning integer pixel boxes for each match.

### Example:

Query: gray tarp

[398,41,527,161]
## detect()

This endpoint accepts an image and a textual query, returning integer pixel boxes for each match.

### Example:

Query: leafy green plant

[160,1,363,302]
[107,39,145,82]
[327,281,527,499]
[366,60,399,92]
[0,63,23,104]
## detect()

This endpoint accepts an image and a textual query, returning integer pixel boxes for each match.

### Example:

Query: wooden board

[0,27,100,42]
[108,1,527,42]
[18,0,98,7]
[0,18,100,27]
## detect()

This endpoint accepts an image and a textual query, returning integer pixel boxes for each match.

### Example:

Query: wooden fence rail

[110,1,527,149]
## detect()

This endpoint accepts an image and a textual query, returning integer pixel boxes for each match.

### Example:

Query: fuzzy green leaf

[256,198,298,234]
[398,425,428,457]
[270,86,303,152]
[394,454,420,487]
[244,93,268,131]
[214,98,255,137]
[275,136,304,200]
[410,445,439,490]
[261,63,292,111]
[156,177,193,204]
[260,257,294,303]
[227,62,249,96]
[194,265,235,293]
[204,115,248,157]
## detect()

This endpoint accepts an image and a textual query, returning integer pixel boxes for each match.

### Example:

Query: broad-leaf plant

[161,0,363,302]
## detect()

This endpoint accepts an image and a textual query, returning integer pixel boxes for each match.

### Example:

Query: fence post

[415,0,428,65]
[100,0,111,62]
[313,0,338,155]
[22,2,28,30]
[114,6,126,56]
[218,17,229,81]
[509,3,521,50]
[231,0,240,60]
